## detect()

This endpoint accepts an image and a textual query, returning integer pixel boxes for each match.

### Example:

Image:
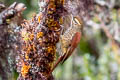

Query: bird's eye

[73,17,82,25]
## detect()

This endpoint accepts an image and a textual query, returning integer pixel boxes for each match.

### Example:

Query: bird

[49,16,83,75]
[59,15,83,63]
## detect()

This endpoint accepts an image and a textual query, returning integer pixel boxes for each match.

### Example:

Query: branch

[0,2,26,25]
[97,16,120,64]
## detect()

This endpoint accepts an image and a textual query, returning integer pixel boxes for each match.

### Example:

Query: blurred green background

[1,0,120,80]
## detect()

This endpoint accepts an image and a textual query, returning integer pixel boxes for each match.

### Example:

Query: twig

[98,16,120,64]
[0,2,26,25]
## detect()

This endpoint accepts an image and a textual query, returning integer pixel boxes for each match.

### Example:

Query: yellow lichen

[21,29,29,42]
[59,17,63,25]
[6,19,11,24]
[51,21,58,27]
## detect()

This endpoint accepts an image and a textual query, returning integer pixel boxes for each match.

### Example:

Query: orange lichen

[17,0,65,79]
[25,54,29,60]
[62,0,65,4]
[38,16,41,23]
[26,49,30,55]
[47,45,56,54]
[32,13,36,22]
[37,32,43,39]
[38,13,43,23]
[21,64,31,78]
[29,34,34,41]
[26,45,32,52]
[32,43,36,52]
[47,46,53,53]
[38,39,43,45]
[54,27,58,31]
[48,2,56,11]
[47,1,56,15]
[46,19,51,26]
